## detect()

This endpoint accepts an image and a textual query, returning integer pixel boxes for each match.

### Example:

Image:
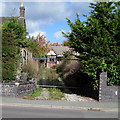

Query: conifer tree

[63,2,120,88]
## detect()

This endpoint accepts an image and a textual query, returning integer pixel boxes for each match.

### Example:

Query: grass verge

[23,87,64,100]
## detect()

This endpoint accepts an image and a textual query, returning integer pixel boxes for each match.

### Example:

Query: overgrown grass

[23,88,43,99]
[48,88,64,100]
[23,87,64,100]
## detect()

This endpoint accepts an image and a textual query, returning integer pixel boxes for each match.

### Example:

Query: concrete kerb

[1,103,118,112]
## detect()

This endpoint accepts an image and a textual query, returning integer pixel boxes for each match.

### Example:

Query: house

[46,46,70,68]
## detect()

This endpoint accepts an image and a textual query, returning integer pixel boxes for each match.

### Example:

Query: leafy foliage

[63,2,120,88]
[2,17,26,82]
[2,18,49,82]
[24,34,50,81]
[2,18,26,81]
[62,40,70,46]
[49,42,61,46]
[27,33,49,58]
[2,17,27,47]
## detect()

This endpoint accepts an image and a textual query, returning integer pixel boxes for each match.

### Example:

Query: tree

[62,40,70,46]
[2,17,27,47]
[49,42,61,46]
[2,17,26,82]
[63,2,120,88]
[27,33,50,58]
[35,33,50,48]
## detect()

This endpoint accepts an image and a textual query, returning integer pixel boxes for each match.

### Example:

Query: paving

[0,96,118,112]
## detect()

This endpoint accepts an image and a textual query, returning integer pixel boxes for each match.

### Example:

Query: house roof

[0,17,26,27]
[0,17,17,24]
[47,50,56,56]
[48,46,70,56]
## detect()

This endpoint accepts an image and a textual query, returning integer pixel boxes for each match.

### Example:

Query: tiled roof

[48,46,70,56]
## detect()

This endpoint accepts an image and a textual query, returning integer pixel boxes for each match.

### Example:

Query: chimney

[20,2,25,18]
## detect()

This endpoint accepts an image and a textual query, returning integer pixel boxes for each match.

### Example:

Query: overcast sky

[1,2,92,44]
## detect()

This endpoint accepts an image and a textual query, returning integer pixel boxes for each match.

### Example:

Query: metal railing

[33,58,80,60]
[36,84,80,88]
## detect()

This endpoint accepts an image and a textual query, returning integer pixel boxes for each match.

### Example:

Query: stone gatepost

[99,72,119,102]
[99,72,107,102]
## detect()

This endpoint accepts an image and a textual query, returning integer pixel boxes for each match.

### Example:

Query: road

[2,105,118,118]
[1,96,118,118]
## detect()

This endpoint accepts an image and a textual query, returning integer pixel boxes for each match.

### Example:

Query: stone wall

[99,72,120,102]
[0,83,36,97]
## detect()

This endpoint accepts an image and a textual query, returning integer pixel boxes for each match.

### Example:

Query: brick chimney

[20,2,25,18]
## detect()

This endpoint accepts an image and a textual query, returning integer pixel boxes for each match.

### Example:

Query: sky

[1,1,92,44]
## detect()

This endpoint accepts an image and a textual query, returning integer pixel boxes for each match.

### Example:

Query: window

[47,56,56,63]
[50,58,55,62]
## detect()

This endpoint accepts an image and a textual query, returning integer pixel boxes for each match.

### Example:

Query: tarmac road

[0,96,119,118]
[2,105,118,118]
